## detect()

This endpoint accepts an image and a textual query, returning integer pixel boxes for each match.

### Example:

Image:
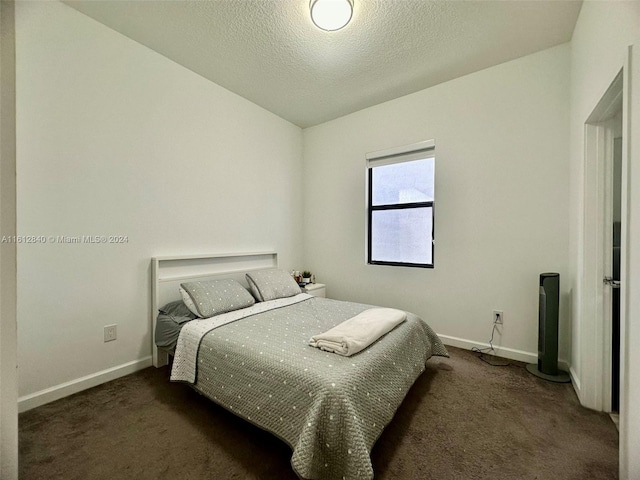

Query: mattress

[171,295,448,480]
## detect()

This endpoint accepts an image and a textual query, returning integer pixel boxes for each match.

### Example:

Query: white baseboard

[569,365,581,396]
[438,334,573,377]
[438,334,538,364]
[18,356,152,413]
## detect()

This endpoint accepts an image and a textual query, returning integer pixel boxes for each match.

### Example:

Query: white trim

[152,251,277,262]
[581,122,606,409]
[438,334,536,364]
[570,365,582,396]
[581,69,625,412]
[18,357,152,413]
[438,334,571,374]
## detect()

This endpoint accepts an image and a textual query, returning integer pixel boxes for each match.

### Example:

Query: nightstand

[303,283,326,298]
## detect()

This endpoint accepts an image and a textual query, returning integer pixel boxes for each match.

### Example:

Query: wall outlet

[104,324,117,342]
[493,310,504,325]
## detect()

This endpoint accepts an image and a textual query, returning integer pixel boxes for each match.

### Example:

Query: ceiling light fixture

[310,0,353,32]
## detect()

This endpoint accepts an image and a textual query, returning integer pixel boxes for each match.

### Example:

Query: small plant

[302,271,312,279]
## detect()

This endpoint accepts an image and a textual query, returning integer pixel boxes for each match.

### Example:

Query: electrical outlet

[104,324,117,342]
[493,310,504,325]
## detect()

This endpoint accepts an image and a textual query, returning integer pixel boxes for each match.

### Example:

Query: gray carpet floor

[19,346,618,480]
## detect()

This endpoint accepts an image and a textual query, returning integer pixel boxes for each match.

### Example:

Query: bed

[151,253,448,480]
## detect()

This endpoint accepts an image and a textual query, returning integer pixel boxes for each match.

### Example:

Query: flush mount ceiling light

[310,0,354,31]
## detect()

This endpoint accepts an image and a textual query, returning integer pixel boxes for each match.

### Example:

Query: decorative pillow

[179,279,255,318]
[245,268,301,302]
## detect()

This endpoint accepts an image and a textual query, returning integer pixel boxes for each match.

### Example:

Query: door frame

[581,69,625,413]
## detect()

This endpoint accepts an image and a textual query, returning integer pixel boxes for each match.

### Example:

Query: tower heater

[526,273,570,383]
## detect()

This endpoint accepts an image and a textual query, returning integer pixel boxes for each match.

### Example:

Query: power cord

[471,321,517,367]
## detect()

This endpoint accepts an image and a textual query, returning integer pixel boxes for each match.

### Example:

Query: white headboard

[150,251,278,367]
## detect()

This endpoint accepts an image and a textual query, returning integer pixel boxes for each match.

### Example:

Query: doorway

[611,121,623,413]
[582,70,624,413]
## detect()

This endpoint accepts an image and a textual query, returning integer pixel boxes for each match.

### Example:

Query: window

[366,140,435,268]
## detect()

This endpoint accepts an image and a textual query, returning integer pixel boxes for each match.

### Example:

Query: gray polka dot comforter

[190,296,448,479]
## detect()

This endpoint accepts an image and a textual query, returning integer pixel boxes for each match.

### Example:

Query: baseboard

[439,335,576,383]
[18,356,152,413]
[569,365,581,396]
[438,334,538,364]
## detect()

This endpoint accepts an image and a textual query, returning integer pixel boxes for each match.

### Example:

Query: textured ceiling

[64,0,582,128]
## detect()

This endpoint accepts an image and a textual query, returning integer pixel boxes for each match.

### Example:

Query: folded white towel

[309,308,407,357]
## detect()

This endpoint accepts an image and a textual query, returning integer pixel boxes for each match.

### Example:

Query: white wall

[303,45,571,363]
[0,1,18,477]
[11,1,639,476]
[15,1,303,405]
[568,2,640,478]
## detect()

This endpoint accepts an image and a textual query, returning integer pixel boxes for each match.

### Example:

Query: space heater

[525,273,570,383]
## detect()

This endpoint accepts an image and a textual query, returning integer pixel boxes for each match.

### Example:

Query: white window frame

[366,140,435,268]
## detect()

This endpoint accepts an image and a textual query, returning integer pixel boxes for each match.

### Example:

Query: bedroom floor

[19,346,618,480]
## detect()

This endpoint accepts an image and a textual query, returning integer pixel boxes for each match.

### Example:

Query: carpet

[19,346,618,479]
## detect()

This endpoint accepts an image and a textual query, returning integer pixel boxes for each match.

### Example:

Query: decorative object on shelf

[292,270,316,286]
